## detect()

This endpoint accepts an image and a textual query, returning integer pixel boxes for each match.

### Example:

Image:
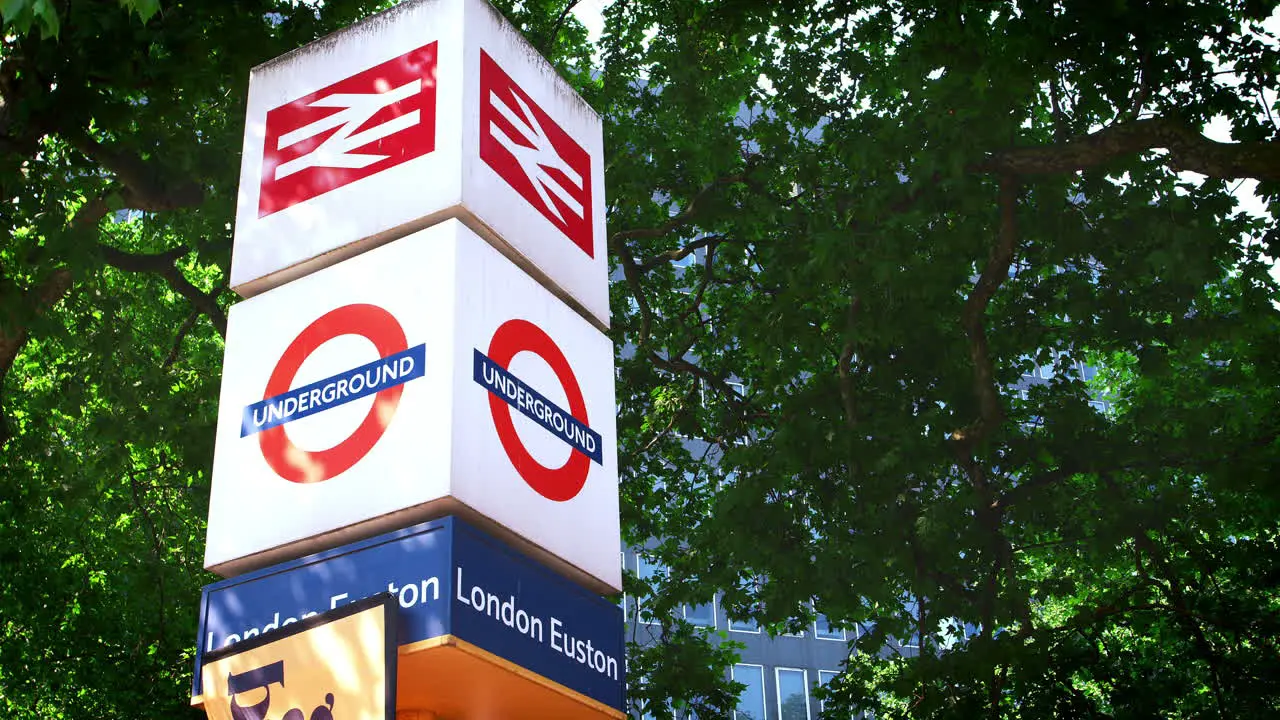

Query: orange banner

[198,594,396,720]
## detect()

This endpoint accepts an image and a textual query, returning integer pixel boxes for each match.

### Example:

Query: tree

[3,0,1279,718]
[598,0,1280,718]
[0,2,592,717]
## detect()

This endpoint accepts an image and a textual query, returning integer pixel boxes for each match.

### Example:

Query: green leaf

[0,0,28,21]
[31,0,57,37]
[124,0,161,23]
[0,0,31,33]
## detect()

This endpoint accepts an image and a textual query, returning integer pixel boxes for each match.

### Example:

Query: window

[638,701,671,720]
[632,677,664,720]
[684,597,716,628]
[1088,399,1107,413]
[814,612,846,641]
[1079,361,1098,382]
[902,599,921,649]
[674,247,700,268]
[731,664,766,720]
[619,552,629,619]
[683,468,713,492]
[637,555,668,624]
[1019,355,1037,378]
[776,668,810,720]
[817,671,839,714]
[730,575,764,632]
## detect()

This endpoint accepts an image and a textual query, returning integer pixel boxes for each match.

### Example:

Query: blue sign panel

[193,516,624,711]
[474,348,603,463]
[451,522,622,707]
[241,343,426,436]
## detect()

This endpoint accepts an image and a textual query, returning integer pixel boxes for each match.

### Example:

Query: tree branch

[99,245,227,337]
[541,0,580,53]
[613,239,653,345]
[675,241,718,329]
[637,234,725,273]
[610,174,745,245]
[974,116,1280,181]
[649,352,745,409]
[837,296,861,430]
[127,471,167,647]
[992,467,1069,511]
[61,128,204,212]
[0,270,73,446]
[953,176,1018,445]
[162,311,200,369]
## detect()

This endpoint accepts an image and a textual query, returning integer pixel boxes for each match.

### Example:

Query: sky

[570,0,608,42]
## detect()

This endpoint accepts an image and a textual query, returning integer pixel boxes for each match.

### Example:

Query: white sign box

[206,219,620,593]
[231,0,609,329]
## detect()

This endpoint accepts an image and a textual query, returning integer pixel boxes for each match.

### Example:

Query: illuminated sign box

[194,517,624,718]
[231,0,608,328]
[204,219,620,593]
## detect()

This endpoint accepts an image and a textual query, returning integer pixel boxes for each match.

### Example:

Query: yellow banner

[199,595,396,720]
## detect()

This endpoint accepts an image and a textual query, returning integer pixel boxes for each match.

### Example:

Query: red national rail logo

[479,50,594,258]
[259,42,438,217]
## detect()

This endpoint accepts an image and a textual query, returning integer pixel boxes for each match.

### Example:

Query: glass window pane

[685,599,715,627]
[1020,355,1036,377]
[777,668,810,720]
[817,671,838,713]
[729,616,759,632]
[903,599,921,647]
[732,665,766,720]
[637,556,667,624]
[814,612,845,640]
[1080,362,1098,381]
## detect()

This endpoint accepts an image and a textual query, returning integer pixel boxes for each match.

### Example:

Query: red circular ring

[486,319,590,502]
[259,304,408,483]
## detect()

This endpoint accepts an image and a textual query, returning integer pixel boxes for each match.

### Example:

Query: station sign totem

[193,1,623,719]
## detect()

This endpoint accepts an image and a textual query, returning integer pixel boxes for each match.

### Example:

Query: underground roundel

[241,304,426,483]
[259,42,438,217]
[473,319,602,501]
[479,50,593,258]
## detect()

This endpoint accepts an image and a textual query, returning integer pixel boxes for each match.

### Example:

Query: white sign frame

[231,0,609,329]
[206,220,620,593]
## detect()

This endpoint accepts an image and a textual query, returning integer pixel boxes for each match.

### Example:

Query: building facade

[622,546,877,720]
[618,350,1109,719]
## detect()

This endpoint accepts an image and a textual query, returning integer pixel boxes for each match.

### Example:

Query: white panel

[232,0,465,297]
[207,223,460,574]
[459,0,609,327]
[229,0,609,329]
[450,230,621,591]
[207,220,621,593]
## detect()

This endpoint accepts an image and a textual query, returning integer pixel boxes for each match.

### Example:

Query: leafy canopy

[599,1,1280,718]
[3,0,1279,719]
